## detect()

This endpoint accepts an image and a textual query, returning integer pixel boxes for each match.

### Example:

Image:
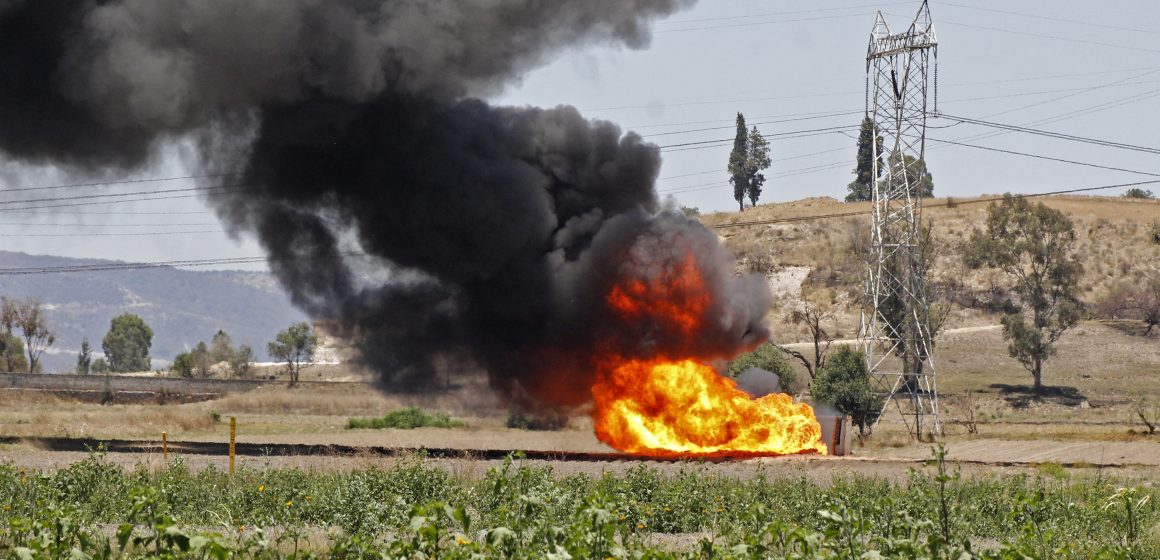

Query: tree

[0,299,16,373]
[964,195,1083,390]
[727,342,797,394]
[0,334,28,373]
[91,358,110,374]
[1124,188,1154,199]
[746,126,771,207]
[899,154,934,198]
[76,338,93,375]
[846,117,883,202]
[7,298,55,373]
[210,330,234,364]
[102,313,154,373]
[778,299,835,383]
[728,113,749,212]
[230,344,255,378]
[268,322,317,386]
[811,345,883,435]
[192,341,213,378]
[1097,276,1160,336]
[171,351,195,378]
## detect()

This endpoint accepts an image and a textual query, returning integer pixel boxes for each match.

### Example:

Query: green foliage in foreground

[346,407,465,430]
[1,448,1157,559]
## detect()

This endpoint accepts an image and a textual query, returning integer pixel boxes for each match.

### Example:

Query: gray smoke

[735,368,783,398]
[0,0,775,408]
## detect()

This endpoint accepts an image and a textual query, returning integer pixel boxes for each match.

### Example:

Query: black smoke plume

[0,0,773,408]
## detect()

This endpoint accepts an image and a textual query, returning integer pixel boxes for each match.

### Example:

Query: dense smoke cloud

[0,0,774,408]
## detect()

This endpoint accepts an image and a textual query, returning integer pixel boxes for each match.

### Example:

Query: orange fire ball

[592,357,827,457]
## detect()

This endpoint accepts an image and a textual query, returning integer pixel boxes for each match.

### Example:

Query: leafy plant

[347,407,465,429]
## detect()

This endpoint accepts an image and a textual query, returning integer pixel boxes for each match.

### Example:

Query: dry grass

[0,372,514,439]
[0,390,217,438]
[211,386,393,416]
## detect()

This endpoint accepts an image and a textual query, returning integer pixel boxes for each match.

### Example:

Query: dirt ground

[4,439,1159,485]
[2,311,1158,479]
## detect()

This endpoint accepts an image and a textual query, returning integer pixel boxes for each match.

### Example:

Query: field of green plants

[1,448,1156,559]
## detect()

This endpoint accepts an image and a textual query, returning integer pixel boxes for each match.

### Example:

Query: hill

[702,194,1160,341]
[0,251,308,372]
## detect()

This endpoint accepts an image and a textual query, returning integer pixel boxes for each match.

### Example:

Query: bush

[1124,188,1154,199]
[346,407,464,430]
[170,351,195,378]
[727,342,797,393]
[1150,221,1160,245]
[811,345,883,434]
[505,407,569,431]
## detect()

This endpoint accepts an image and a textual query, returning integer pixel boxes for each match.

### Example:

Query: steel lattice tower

[859,1,941,438]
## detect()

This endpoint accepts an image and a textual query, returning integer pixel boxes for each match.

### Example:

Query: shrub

[505,407,568,431]
[727,342,798,393]
[1150,221,1160,245]
[1124,187,1154,199]
[346,407,464,429]
[811,345,883,434]
[170,351,195,378]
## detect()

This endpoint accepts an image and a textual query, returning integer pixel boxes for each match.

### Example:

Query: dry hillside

[701,195,1160,344]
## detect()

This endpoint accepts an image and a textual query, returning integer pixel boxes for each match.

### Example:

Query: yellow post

[229,417,237,475]
[162,431,168,461]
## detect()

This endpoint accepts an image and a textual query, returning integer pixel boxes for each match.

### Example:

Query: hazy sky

[2,0,1158,271]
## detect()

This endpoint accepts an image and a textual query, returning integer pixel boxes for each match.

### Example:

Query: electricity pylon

[859,0,941,439]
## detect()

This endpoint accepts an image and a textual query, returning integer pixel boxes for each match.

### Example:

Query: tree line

[0,302,319,385]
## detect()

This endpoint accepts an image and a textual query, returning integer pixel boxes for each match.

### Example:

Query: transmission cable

[938,114,1160,155]
[710,179,1160,230]
[0,172,241,193]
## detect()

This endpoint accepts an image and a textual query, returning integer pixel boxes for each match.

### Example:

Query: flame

[591,252,826,458]
[593,357,826,457]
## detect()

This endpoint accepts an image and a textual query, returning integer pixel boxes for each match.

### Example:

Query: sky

[2,0,1158,271]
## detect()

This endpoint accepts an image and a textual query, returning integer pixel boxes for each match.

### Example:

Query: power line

[0,252,372,276]
[938,114,1160,155]
[659,126,858,152]
[0,222,219,228]
[3,181,1153,275]
[937,2,1160,37]
[0,210,213,216]
[0,230,224,238]
[710,180,1160,230]
[0,184,236,206]
[656,2,913,26]
[0,172,241,193]
[933,19,1160,55]
[642,111,862,138]
[654,11,869,34]
[0,256,271,276]
[0,193,217,213]
[927,138,1160,178]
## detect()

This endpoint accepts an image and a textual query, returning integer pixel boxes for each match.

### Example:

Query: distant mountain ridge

[0,251,308,372]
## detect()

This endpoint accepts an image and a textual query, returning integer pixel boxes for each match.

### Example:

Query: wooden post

[162,431,168,461]
[229,417,236,475]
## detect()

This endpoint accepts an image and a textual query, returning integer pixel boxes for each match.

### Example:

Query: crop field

[1,448,1158,559]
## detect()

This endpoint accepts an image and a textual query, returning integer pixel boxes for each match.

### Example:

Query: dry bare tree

[779,299,834,383]
[8,298,55,373]
[1098,277,1160,336]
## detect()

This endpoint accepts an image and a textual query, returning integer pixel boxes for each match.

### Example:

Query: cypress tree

[846,117,882,202]
[728,113,749,211]
[746,126,770,208]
